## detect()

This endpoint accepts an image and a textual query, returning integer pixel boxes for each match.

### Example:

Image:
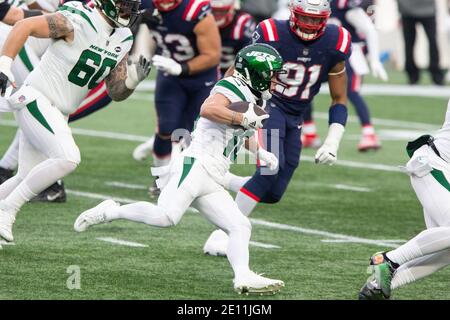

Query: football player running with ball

[203,0,352,256]
[0,0,151,243]
[359,100,450,300]
[74,44,286,295]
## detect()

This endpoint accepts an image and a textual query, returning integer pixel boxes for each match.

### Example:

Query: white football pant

[0,85,80,213]
[387,145,450,289]
[105,154,253,278]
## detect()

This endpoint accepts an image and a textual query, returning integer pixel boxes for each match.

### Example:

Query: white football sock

[227,222,252,278]
[0,131,20,170]
[235,190,258,217]
[105,201,173,227]
[223,172,251,193]
[391,248,450,290]
[386,227,450,265]
[4,158,77,214]
[152,155,171,167]
[0,175,22,200]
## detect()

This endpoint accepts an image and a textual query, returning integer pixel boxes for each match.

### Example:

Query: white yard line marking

[301,155,402,173]
[249,241,281,249]
[0,119,150,143]
[314,112,439,131]
[105,181,147,190]
[0,240,15,246]
[96,237,148,248]
[321,239,405,244]
[250,218,400,248]
[67,189,401,249]
[66,190,138,204]
[332,184,372,192]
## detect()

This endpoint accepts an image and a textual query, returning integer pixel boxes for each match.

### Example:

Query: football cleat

[233,271,285,295]
[203,229,229,257]
[133,136,155,161]
[31,180,66,203]
[0,167,14,185]
[0,200,15,242]
[359,252,396,300]
[74,200,119,232]
[358,134,381,152]
[301,133,322,149]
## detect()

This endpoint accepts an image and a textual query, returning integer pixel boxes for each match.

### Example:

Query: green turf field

[1,73,449,300]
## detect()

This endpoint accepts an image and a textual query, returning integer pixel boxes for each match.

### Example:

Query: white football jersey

[434,100,450,163]
[25,1,133,115]
[184,75,260,183]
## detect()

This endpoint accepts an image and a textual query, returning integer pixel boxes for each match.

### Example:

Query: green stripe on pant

[26,100,54,134]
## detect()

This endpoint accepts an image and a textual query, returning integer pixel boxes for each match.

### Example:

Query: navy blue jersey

[253,19,352,115]
[0,0,11,21]
[145,0,212,64]
[330,0,365,43]
[219,10,256,75]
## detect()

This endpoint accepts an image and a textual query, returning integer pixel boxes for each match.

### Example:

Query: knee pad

[53,158,79,176]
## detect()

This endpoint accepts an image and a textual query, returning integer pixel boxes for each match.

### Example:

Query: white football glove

[257,148,279,171]
[315,123,345,166]
[240,104,269,130]
[152,55,182,76]
[0,56,16,97]
[370,59,388,82]
[125,55,152,90]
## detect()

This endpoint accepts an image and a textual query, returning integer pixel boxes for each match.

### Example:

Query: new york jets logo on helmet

[234,44,285,92]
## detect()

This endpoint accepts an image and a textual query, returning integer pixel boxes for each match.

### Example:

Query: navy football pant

[241,105,302,204]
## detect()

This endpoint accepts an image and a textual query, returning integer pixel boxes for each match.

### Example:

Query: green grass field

[1,73,449,300]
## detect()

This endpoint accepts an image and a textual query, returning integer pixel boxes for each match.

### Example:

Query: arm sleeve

[345,7,380,62]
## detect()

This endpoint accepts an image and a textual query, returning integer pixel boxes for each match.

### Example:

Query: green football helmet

[234,43,285,93]
[94,0,141,28]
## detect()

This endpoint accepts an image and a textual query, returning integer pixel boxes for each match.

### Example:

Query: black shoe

[31,180,67,203]
[148,179,161,199]
[0,167,14,185]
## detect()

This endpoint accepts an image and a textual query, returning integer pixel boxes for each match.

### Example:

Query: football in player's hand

[227,101,267,129]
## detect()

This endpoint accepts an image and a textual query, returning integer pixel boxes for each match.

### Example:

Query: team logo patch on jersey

[115,46,122,53]
[18,95,26,103]
[252,31,260,43]
[303,48,309,56]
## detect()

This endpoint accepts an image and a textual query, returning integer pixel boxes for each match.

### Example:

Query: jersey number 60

[68,49,117,89]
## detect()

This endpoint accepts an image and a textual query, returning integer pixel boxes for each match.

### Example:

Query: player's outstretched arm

[1,13,73,59]
[315,61,348,166]
[0,12,72,96]
[105,55,151,101]
[1,5,42,25]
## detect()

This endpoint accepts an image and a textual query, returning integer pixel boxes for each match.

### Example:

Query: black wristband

[180,63,190,77]
[23,9,43,18]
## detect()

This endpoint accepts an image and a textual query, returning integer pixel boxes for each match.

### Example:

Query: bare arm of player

[328,61,348,105]
[2,6,24,25]
[200,93,244,125]
[189,14,221,75]
[1,13,73,58]
[105,55,135,102]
